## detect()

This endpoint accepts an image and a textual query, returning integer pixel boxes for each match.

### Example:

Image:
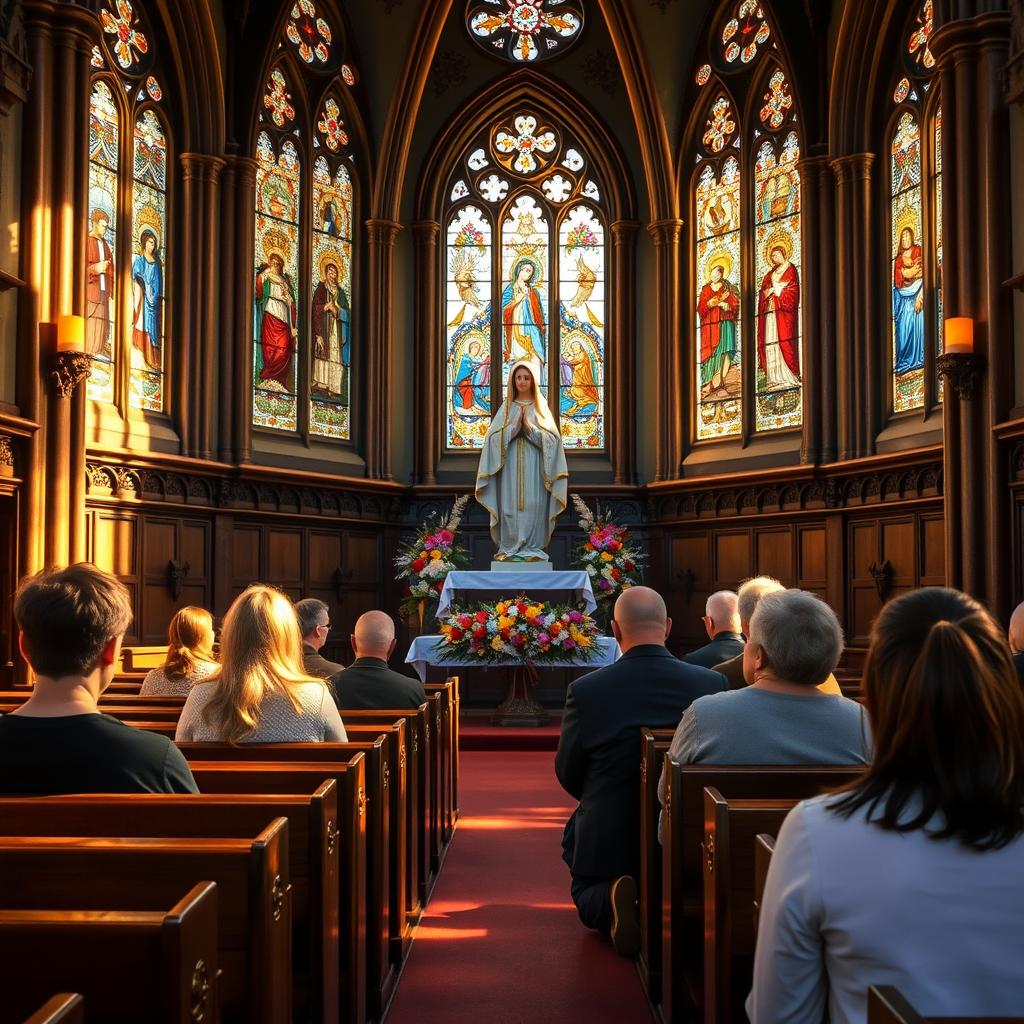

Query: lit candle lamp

[56,314,85,353]
[944,317,974,355]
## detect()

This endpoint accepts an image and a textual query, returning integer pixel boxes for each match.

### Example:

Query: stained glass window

[254,129,302,432]
[691,29,805,443]
[251,33,360,443]
[443,113,607,451]
[87,1,167,411]
[888,0,940,415]
[86,80,119,404]
[466,1,583,64]
[129,108,167,411]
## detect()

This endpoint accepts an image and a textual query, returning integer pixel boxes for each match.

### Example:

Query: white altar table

[436,569,597,620]
[404,634,621,683]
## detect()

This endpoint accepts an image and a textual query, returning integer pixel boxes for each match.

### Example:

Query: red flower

[434,581,444,592]
[472,623,485,637]
[624,560,635,572]
[500,627,511,641]
[611,568,621,580]
[611,540,622,552]
[475,610,489,623]
[458,614,473,629]
[450,627,463,642]
[411,558,426,573]
[516,601,528,614]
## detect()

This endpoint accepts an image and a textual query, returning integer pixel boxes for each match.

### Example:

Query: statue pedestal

[492,666,550,727]
[489,560,552,573]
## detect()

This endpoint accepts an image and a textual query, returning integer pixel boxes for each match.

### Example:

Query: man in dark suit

[555,586,726,956]
[335,611,426,711]
[295,599,343,693]
[683,589,744,668]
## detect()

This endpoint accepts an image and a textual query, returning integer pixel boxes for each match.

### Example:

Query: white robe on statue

[475,366,568,561]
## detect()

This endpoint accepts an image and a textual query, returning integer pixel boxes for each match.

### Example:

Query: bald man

[555,586,726,956]
[1007,601,1024,684]
[332,610,426,711]
[683,589,745,669]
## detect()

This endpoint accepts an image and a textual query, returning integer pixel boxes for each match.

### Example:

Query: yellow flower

[576,634,593,648]
[497,615,513,631]
[490,636,504,651]
[496,602,507,615]
[476,648,486,657]
[621,582,632,590]
[600,552,614,562]
[431,549,443,560]
[420,550,429,559]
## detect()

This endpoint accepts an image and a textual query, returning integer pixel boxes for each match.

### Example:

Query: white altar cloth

[436,569,597,620]
[404,634,621,683]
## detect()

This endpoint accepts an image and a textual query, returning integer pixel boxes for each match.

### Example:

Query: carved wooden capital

[937,352,984,401]
[411,220,441,246]
[180,152,227,183]
[610,219,641,246]
[830,153,875,184]
[366,219,403,246]
[0,432,13,477]
[48,351,92,398]
[647,218,684,247]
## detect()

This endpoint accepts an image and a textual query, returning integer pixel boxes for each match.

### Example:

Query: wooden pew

[21,994,85,1024]
[424,677,459,841]
[638,726,676,1007]
[346,721,412,964]
[660,762,862,1024]
[0,785,338,1024]
[181,741,395,1019]
[341,707,433,907]
[703,788,797,1024]
[188,760,366,1024]
[752,833,774,937]
[121,646,169,671]
[867,986,1024,1023]
[0,702,183,725]
[0,884,217,1024]
[0,824,289,1024]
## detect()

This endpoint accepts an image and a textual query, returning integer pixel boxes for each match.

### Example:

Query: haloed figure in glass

[131,229,163,371]
[255,250,299,390]
[86,208,114,358]
[893,225,925,375]
[311,259,350,404]
[502,257,547,365]
[757,239,800,394]
[454,339,491,416]
[698,254,740,405]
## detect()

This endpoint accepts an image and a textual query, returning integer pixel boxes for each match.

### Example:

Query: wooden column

[934,9,1013,612]
[831,153,876,461]
[412,220,440,485]
[610,219,639,484]
[19,2,97,570]
[232,157,257,465]
[179,153,224,460]
[365,219,402,481]
[217,155,237,464]
[797,156,835,465]
[649,219,684,481]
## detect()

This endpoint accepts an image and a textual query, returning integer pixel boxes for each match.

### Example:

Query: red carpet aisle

[385,751,652,1024]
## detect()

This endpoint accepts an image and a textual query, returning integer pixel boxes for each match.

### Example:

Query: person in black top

[0,563,198,795]
[682,589,745,669]
[334,611,426,711]
[555,586,726,956]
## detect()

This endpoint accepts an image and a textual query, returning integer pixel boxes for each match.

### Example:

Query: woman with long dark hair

[748,587,1024,1023]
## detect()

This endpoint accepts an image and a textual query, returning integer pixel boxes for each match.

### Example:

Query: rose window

[466,0,583,64]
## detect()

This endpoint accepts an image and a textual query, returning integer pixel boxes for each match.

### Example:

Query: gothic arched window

[888,0,942,414]
[88,0,169,413]
[443,113,608,451]
[252,3,358,442]
[690,2,803,442]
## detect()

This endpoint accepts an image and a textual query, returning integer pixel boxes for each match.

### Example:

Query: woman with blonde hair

[749,587,1024,1023]
[139,605,218,697]
[175,585,347,743]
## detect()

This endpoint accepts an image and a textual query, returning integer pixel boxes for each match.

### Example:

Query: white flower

[586,565,597,577]
[486,619,498,635]
[507,605,518,619]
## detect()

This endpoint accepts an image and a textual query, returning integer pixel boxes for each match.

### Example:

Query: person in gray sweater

[658,589,868,818]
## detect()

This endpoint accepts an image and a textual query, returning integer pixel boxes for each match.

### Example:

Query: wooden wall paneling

[667,531,712,651]
[796,524,827,598]
[919,512,946,587]
[139,517,212,644]
[879,518,916,603]
[847,519,881,645]
[307,530,346,660]
[754,527,794,584]
[265,528,305,601]
[0,495,18,684]
[90,510,140,642]
[713,530,753,588]
[231,524,262,599]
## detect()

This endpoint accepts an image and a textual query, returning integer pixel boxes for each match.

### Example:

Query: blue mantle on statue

[436,569,598,620]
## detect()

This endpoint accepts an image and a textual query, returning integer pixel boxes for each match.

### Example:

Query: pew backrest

[867,985,1024,1024]
[752,833,775,938]
[22,994,85,1024]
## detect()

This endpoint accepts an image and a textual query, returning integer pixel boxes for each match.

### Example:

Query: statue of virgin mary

[475,360,568,561]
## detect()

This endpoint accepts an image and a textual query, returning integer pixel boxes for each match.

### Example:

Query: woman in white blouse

[176,585,347,744]
[139,606,219,697]
[749,587,1024,1024]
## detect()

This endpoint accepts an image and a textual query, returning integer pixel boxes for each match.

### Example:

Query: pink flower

[598,579,614,591]
[568,610,584,624]
[537,633,550,645]
[438,530,454,544]
[563,637,577,651]
[511,633,526,648]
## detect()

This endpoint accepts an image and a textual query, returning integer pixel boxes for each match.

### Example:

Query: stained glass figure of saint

[893,224,925,374]
[501,257,546,365]
[311,254,350,404]
[756,234,800,394]
[254,241,299,391]
[698,252,740,406]
[131,226,163,370]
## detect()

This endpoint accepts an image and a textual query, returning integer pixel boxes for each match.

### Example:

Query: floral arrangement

[435,596,603,666]
[394,496,471,619]
[572,495,645,604]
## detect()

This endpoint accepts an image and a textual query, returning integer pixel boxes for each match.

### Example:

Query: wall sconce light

[49,314,92,398]
[937,316,983,401]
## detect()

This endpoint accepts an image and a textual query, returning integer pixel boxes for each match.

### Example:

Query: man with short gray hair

[714,576,842,694]
[683,590,744,669]
[295,598,343,689]
[660,590,868,787]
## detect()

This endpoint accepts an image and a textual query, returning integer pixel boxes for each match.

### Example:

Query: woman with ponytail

[140,606,219,697]
[175,585,347,744]
[749,587,1024,1023]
